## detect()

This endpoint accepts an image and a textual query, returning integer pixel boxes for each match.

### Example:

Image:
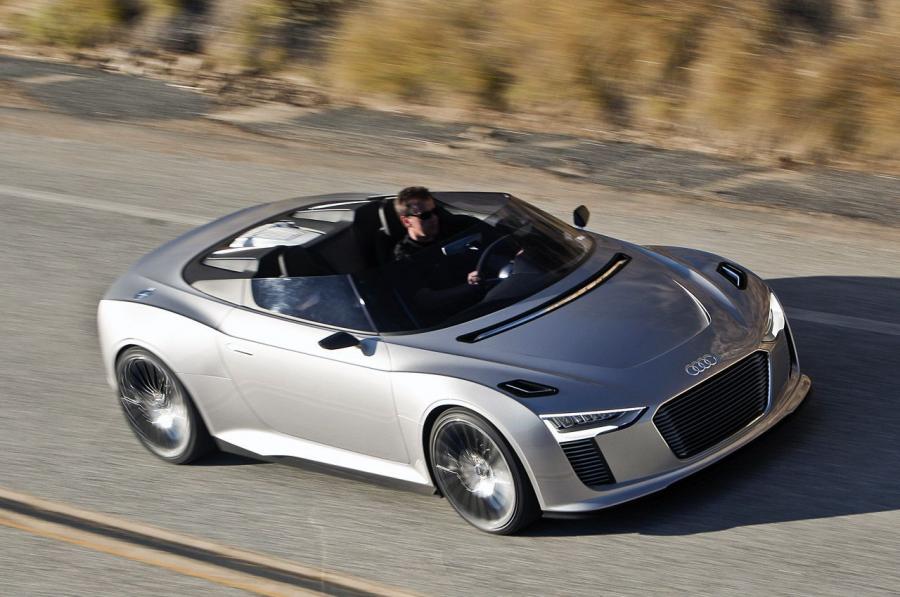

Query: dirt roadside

[1,50,897,227]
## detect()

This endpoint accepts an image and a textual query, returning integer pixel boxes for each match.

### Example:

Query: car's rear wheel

[116,347,212,464]
[430,408,540,534]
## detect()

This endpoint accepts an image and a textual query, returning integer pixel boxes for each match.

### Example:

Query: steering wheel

[475,235,520,284]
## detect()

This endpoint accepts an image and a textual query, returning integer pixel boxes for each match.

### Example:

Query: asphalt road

[1,55,900,596]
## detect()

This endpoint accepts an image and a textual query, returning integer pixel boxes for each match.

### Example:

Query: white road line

[4,184,897,336]
[0,184,208,226]
[788,308,900,337]
[16,74,84,85]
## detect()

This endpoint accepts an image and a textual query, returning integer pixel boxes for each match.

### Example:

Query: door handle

[226,343,254,356]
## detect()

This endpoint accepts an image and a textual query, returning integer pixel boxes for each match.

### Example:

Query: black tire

[115,347,214,464]
[429,408,540,534]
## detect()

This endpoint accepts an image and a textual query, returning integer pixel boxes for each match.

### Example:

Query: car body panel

[104,193,373,299]
[380,238,772,420]
[217,308,408,463]
[550,365,810,513]
[214,428,431,486]
[97,300,259,436]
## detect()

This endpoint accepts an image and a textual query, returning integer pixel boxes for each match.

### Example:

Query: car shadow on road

[527,276,900,537]
[193,452,264,466]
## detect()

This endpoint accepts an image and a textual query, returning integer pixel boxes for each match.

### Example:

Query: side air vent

[561,439,616,487]
[717,262,747,289]
[498,380,558,397]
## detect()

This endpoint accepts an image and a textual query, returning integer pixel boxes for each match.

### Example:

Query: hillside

[1,0,897,167]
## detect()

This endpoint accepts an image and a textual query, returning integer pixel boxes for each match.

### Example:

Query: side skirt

[214,439,439,497]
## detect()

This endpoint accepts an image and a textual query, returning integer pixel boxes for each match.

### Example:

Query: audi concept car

[98,192,811,534]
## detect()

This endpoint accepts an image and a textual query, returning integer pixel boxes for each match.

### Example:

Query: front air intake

[653,352,769,459]
[560,438,616,487]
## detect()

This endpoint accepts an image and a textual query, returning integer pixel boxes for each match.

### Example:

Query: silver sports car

[98,191,811,534]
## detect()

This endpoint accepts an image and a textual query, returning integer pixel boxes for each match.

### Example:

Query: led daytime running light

[547,411,619,430]
[765,291,786,341]
[540,407,646,435]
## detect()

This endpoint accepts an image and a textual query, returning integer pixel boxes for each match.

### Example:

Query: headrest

[378,198,406,240]
[279,244,331,277]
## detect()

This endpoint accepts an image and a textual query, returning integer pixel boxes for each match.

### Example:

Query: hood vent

[717,262,747,289]
[458,252,631,343]
[498,379,558,397]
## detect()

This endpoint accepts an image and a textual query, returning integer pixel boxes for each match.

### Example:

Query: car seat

[375,198,406,264]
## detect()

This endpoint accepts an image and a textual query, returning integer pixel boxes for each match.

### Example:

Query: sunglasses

[404,208,437,221]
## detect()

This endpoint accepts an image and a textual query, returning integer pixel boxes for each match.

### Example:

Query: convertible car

[98,192,810,534]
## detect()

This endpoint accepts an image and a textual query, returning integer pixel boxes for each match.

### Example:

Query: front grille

[561,438,615,487]
[654,352,769,459]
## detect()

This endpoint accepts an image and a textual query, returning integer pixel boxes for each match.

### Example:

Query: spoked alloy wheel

[430,409,540,534]
[116,347,211,463]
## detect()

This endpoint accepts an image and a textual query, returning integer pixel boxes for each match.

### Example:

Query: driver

[393,186,481,286]
[390,186,486,325]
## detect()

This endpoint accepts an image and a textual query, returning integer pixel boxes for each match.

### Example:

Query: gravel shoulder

[2,53,897,227]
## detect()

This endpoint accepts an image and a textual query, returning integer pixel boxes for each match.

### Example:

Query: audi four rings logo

[685,354,719,376]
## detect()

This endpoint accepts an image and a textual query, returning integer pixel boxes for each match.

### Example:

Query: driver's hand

[467,271,481,286]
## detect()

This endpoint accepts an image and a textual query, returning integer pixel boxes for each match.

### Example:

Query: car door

[217,275,409,463]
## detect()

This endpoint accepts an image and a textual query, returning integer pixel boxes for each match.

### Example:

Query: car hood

[475,255,710,370]
[386,237,770,412]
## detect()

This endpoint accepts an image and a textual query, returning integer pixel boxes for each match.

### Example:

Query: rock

[105,59,145,77]
[175,55,205,73]
[489,129,528,143]
[459,125,495,142]
[287,89,328,107]
[142,58,172,76]
[778,154,801,169]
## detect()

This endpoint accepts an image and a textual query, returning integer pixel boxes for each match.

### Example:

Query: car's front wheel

[115,347,213,464]
[430,408,540,534]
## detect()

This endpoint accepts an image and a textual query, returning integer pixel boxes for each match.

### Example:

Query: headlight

[764,291,786,341]
[540,407,646,440]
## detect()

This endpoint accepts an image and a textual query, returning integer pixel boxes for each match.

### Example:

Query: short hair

[395,186,434,216]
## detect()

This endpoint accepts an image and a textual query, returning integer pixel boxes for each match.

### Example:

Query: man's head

[396,186,440,242]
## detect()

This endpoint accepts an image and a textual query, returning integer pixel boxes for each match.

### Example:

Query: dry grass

[3,0,897,161]
[14,0,134,47]
[329,0,900,161]
[203,0,290,71]
[204,0,350,71]
[6,0,177,47]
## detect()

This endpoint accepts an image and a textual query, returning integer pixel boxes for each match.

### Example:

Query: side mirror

[318,331,360,350]
[573,205,590,228]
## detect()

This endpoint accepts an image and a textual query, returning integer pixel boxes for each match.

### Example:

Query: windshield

[354,195,592,333]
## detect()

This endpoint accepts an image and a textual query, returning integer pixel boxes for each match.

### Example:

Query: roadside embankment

[0,0,898,172]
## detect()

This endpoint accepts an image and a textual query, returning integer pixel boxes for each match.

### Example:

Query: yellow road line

[0,487,420,597]
[0,509,317,596]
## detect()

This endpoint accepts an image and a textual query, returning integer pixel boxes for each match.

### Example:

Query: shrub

[206,0,350,71]
[22,0,138,47]
[329,0,900,160]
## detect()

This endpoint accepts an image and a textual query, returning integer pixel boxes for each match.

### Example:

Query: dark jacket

[392,212,478,262]
[391,212,484,326]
